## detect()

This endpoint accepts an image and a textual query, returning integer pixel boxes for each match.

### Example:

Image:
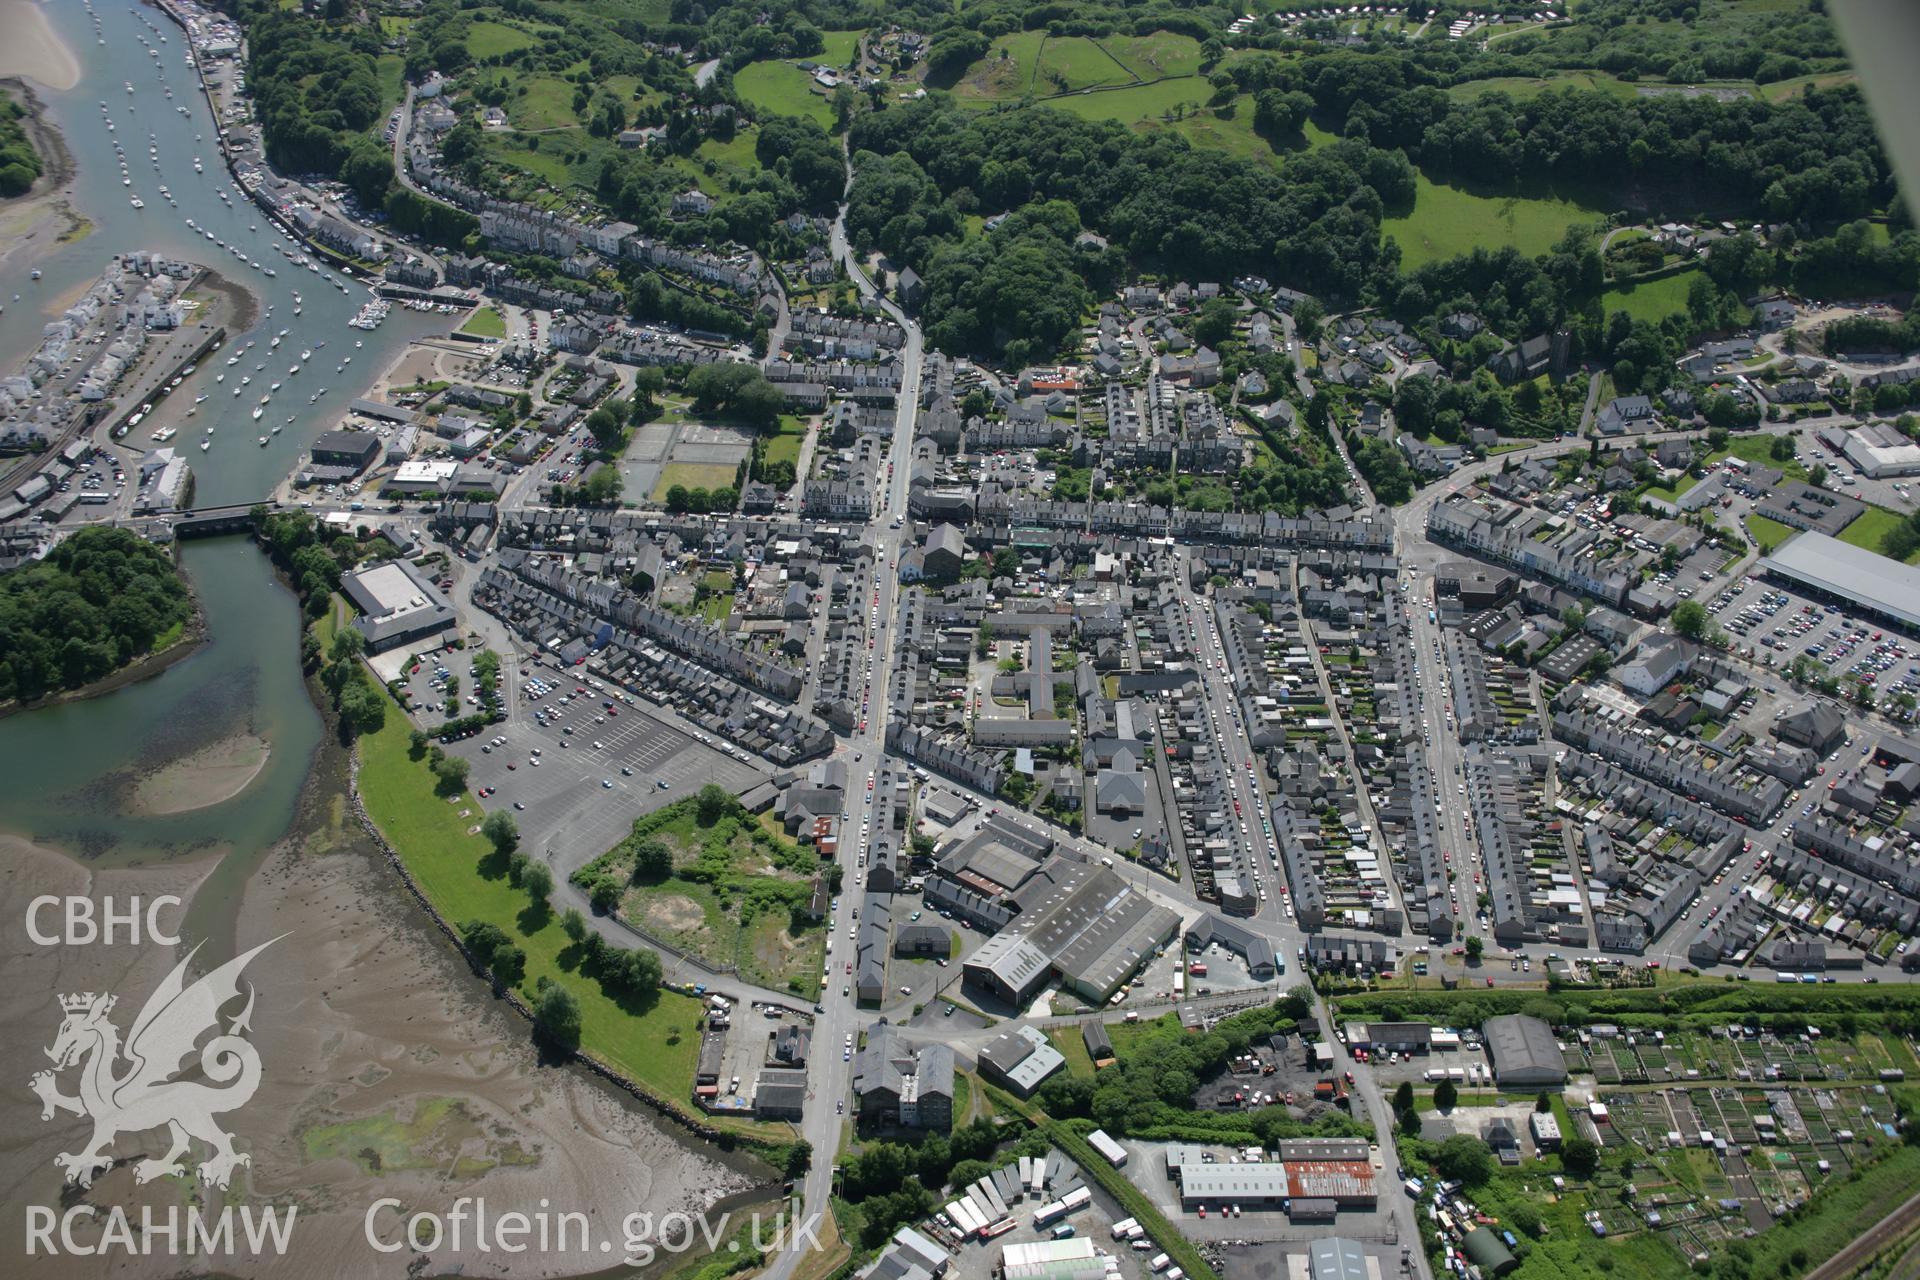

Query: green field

[458,305,506,339]
[1124,93,1276,165]
[1600,268,1705,325]
[1744,513,1796,553]
[694,130,761,182]
[354,694,778,1136]
[1760,70,1858,101]
[1384,173,1605,270]
[819,29,864,66]
[1042,78,1218,129]
[375,54,406,117]
[733,61,834,128]
[950,30,1048,99]
[1035,37,1134,94]
[763,416,807,469]
[652,462,740,504]
[1446,71,1640,101]
[1838,504,1920,563]
[482,136,577,190]
[1106,31,1203,80]
[953,31,1206,106]
[506,76,583,131]
[466,19,540,59]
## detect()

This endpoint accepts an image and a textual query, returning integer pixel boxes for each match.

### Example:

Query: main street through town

[762,218,925,1280]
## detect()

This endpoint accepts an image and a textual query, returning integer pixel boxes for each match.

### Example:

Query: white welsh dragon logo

[31,938,280,1190]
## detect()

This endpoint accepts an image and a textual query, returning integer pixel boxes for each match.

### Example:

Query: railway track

[1807,1188,1920,1280]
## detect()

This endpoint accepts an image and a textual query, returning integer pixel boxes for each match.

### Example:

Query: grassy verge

[153,618,188,652]
[951,1070,974,1125]
[1745,513,1797,553]
[788,1207,851,1280]
[1049,1027,1097,1078]
[354,684,786,1143]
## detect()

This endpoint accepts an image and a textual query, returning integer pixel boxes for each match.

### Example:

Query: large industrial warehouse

[1762,531,1920,634]
[961,859,1180,1006]
[1482,1015,1568,1088]
[1163,1143,1377,1212]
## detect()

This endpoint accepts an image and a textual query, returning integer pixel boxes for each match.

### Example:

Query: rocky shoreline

[0,76,76,193]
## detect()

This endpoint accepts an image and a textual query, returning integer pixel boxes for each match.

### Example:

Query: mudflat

[0,2,79,92]
[0,797,762,1277]
[130,732,271,815]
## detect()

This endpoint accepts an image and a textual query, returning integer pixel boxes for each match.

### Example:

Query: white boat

[272,424,283,434]
[129,196,144,209]
[199,439,210,451]
[251,406,263,421]
[194,393,207,403]
[270,381,281,391]
[215,372,224,382]
[288,364,298,376]
[240,375,251,385]
[151,426,176,443]
[258,436,268,446]
[299,349,311,361]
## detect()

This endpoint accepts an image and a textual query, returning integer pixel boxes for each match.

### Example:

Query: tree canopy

[0,527,193,704]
